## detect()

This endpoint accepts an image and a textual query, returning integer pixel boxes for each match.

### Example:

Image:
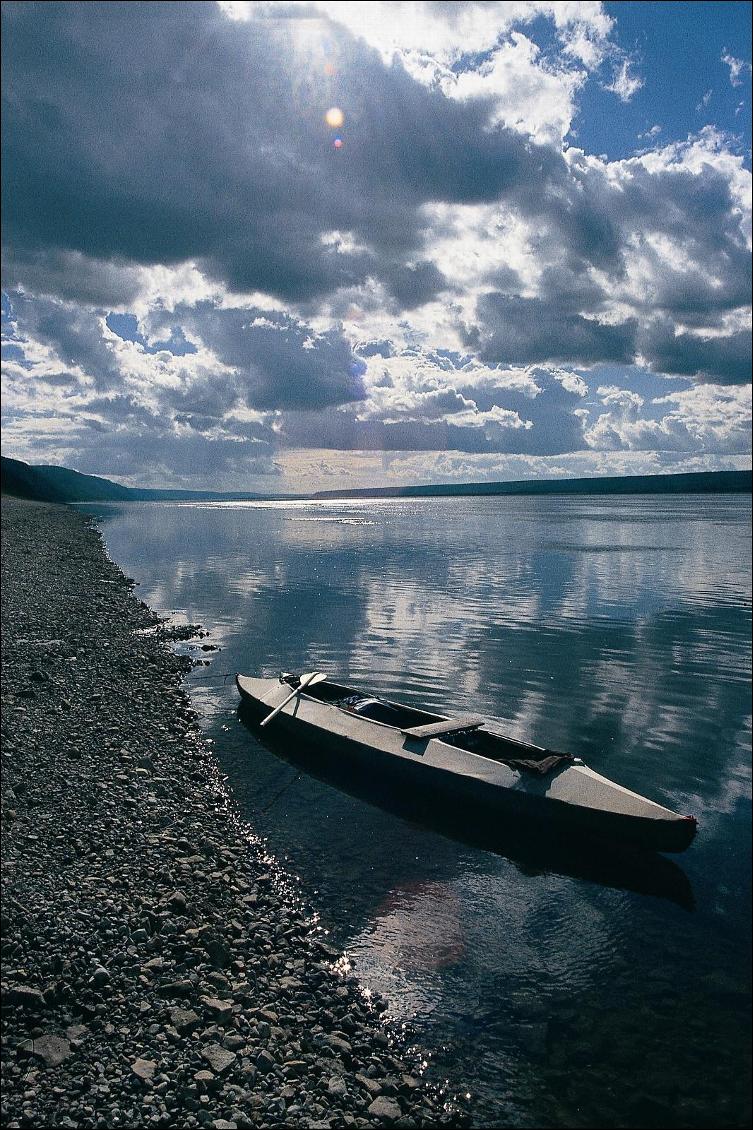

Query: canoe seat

[402,715,486,739]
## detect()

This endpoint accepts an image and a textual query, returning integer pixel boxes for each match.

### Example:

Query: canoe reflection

[238,704,695,912]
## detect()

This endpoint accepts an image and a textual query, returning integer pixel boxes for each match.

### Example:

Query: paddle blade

[259,671,326,728]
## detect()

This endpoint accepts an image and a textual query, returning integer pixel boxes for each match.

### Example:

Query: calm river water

[86,494,751,1128]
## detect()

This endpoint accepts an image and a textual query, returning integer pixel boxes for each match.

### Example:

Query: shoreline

[0,497,466,1129]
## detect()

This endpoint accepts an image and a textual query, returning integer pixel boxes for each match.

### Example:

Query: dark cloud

[1,3,749,486]
[1,0,556,307]
[68,428,280,484]
[355,339,395,358]
[630,243,751,326]
[6,289,121,387]
[379,261,447,309]
[2,247,143,306]
[277,362,589,455]
[277,410,586,456]
[639,319,751,384]
[162,302,368,410]
[469,294,637,367]
[4,4,748,379]
[4,287,367,413]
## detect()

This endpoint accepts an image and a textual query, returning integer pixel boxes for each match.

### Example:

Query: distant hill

[0,457,268,502]
[1,457,131,502]
[313,469,752,499]
[2,456,750,505]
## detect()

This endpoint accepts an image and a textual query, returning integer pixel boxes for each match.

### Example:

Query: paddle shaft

[260,672,325,727]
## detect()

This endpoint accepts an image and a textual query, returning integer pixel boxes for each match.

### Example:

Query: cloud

[585,382,751,454]
[721,52,752,87]
[1,1,563,308]
[638,319,751,385]
[4,8,748,364]
[2,248,143,307]
[222,2,617,79]
[603,59,644,103]
[154,302,368,411]
[273,356,591,456]
[468,294,637,367]
[5,291,122,388]
[1,4,750,491]
[443,31,587,145]
[355,339,395,358]
[454,131,751,380]
[596,384,644,411]
[5,285,369,418]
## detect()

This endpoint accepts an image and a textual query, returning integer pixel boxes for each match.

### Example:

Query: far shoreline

[2,455,750,506]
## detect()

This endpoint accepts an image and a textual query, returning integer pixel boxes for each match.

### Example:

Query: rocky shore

[1,498,467,1130]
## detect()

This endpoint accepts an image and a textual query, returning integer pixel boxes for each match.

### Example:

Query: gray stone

[32,1035,72,1068]
[131,1058,157,1081]
[5,985,45,1009]
[169,1007,200,1033]
[367,1096,403,1122]
[159,980,193,998]
[256,1049,275,1073]
[200,996,234,1019]
[356,1073,383,1096]
[204,937,232,968]
[165,891,188,914]
[326,1035,352,1058]
[201,1044,236,1075]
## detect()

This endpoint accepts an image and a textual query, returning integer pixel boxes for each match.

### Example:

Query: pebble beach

[0,497,467,1130]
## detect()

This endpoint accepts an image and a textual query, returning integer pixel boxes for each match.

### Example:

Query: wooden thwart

[402,714,486,739]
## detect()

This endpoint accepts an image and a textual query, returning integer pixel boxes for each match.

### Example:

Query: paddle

[259,671,326,728]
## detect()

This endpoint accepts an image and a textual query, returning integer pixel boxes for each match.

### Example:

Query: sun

[325,106,345,128]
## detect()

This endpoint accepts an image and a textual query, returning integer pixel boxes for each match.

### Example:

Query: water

[84,494,751,1128]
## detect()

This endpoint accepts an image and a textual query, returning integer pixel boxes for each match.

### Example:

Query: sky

[1,1,751,493]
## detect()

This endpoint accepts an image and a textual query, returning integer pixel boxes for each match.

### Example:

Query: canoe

[235,672,698,854]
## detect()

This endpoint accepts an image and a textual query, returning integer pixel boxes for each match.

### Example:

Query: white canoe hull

[236,674,698,853]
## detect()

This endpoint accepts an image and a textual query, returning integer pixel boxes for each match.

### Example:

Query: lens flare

[325,106,345,128]
[333,137,344,149]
